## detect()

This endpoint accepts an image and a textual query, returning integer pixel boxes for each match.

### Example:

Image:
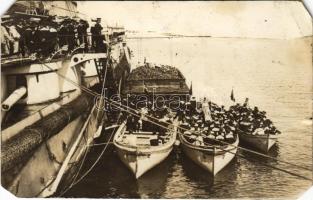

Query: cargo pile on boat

[114,60,282,178]
[128,63,182,80]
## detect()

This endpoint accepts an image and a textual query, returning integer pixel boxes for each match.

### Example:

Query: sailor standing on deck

[39,24,50,56]
[8,23,20,55]
[77,19,89,50]
[58,22,68,48]
[92,18,103,52]
[48,25,58,54]
[23,23,32,54]
[32,24,43,56]
[0,21,13,55]
[16,20,26,56]
[67,21,76,51]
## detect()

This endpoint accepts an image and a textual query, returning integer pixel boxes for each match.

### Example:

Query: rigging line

[50,4,87,16]
[58,113,122,196]
[100,43,111,96]
[40,58,312,173]
[64,1,71,15]
[208,144,312,181]
[41,62,312,181]
[42,48,111,196]
[104,99,313,180]
[104,98,313,172]
[94,41,112,122]
[41,62,99,97]
[67,129,91,189]
[82,142,113,147]
[38,60,313,173]
[65,145,89,190]
[29,70,95,198]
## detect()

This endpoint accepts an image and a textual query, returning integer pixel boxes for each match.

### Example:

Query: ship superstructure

[1,1,131,197]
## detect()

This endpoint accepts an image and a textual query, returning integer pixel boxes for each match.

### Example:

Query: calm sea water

[62,37,312,198]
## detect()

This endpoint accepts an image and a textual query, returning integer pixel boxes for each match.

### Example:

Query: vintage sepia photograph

[0,0,312,199]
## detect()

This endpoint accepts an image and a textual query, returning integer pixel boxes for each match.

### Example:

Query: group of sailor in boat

[229,98,281,136]
[181,97,281,145]
[180,98,237,146]
[113,94,281,178]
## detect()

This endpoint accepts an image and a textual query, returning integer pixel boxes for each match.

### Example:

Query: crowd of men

[180,97,281,146]
[229,99,281,136]
[120,92,281,147]
[1,16,107,59]
[180,98,237,146]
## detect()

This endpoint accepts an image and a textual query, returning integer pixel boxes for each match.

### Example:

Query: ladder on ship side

[94,58,108,85]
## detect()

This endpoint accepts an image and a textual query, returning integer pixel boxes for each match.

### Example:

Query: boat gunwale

[113,121,177,154]
[179,132,239,155]
[238,129,279,140]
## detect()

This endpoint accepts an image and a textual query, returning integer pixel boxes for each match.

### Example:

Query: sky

[77,1,312,39]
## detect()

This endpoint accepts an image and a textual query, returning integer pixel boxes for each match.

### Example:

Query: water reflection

[239,142,280,165]
[180,151,214,186]
[136,152,174,198]
[61,36,312,198]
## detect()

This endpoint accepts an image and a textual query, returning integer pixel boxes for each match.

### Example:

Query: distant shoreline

[126,34,212,39]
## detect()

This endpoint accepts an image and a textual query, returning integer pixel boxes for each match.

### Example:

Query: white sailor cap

[212,127,219,132]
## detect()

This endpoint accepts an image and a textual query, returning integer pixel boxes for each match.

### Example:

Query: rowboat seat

[119,134,159,146]
[125,131,157,135]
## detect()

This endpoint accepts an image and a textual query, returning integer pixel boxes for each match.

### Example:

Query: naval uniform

[77,22,89,50]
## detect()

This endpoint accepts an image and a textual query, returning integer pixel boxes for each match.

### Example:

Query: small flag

[189,82,193,95]
[230,88,235,102]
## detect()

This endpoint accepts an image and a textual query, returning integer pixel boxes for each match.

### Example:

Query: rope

[66,141,90,190]
[104,98,313,172]
[50,4,87,16]
[41,60,312,173]
[63,119,91,191]
[93,33,112,134]
[210,143,312,181]
[38,56,312,184]
[58,113,122,196]
[100,99,313,181]
[54,40,112,196]
[82,142,113,147]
